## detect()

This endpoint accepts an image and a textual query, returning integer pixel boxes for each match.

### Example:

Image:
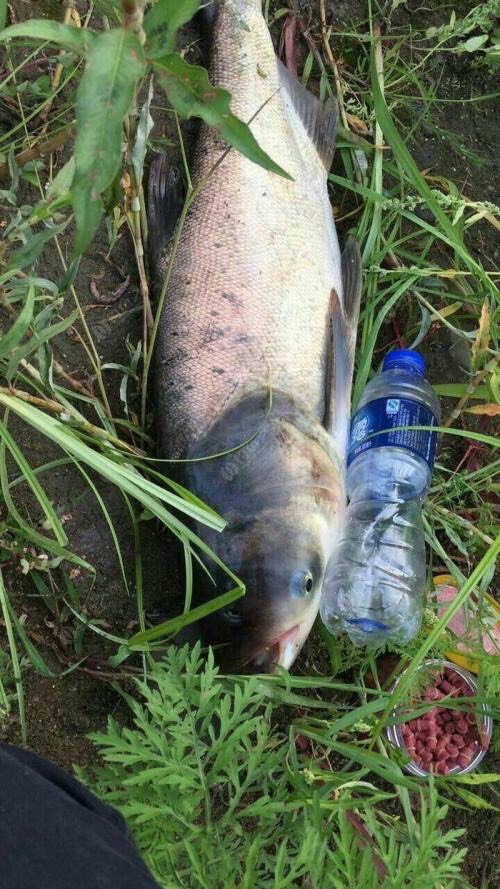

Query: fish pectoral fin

[147,153,185,275]
[278,61,338,171]
[325,236,362,461]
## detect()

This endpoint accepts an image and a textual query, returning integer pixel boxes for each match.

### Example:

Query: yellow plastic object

[433,574,500,674]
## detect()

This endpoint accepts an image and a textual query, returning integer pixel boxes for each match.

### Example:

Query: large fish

[148,0,361,672]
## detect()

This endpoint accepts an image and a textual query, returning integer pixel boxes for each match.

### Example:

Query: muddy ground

[1,0,499,884]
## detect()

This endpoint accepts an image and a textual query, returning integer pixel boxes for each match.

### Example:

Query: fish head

[190,394,345,672]
[202,499,341,672]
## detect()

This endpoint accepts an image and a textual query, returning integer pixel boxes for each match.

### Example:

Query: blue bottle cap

[382,349,426,376]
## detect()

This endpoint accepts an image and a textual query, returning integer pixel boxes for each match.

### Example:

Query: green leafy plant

[86,644,472,889]
[0,0,289,254]
[425,1,500,65]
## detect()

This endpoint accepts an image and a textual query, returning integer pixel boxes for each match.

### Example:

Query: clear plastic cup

[385,659,493,777]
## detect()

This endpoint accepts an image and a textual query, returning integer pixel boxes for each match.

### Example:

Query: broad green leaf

[0,20,95,54]
[0,285,34,361]
[152,54,292,180]
[46,156,75,199]
[0,0,6,30]
[71,179,103,255]
[6,223,67,271]
[144,0,201,56]
[459,35,489,53]
[433,383,492,400]
[72,28,145,253]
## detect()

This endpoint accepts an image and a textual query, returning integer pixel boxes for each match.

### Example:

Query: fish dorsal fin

[147,153,185,275]
[278,61,338,170]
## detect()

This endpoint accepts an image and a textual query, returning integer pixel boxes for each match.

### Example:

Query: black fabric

[0,741,160,889]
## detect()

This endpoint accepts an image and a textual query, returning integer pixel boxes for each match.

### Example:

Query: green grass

[0,0,499,886]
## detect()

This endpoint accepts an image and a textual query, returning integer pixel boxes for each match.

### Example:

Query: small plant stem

[19,356,92,398]
[122,0,152,344]
[319,0,349,130]
[0,387,144,455]
[0,125,76,179]
[124,113,154,337]
[175,112,192,192]
[357,15,385,366]
[442,358,498,427]
[429,503,495,547]
[363,21,384,264]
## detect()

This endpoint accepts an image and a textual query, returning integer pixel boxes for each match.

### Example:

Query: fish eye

[221,607,244,626]
[291,570,315,598]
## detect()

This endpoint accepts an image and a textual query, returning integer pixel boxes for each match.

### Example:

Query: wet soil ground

[1,0,499,884]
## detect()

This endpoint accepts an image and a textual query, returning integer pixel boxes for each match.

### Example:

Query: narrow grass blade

[0,570,25,744]
[0,416,68,545]
[0,285,34,360]
[0,20,95,53]
[128,586,245,646]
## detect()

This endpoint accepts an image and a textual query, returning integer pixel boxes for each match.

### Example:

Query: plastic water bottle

[320,349,440,646]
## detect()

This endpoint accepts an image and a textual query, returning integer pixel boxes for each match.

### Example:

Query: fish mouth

[245,624,301,673]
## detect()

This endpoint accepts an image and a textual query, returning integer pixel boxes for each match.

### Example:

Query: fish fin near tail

[147,153,185,274]
[325,236,362,462]
[278,62,338,170]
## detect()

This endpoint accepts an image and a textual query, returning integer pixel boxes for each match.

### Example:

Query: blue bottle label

[347,397,438,469]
